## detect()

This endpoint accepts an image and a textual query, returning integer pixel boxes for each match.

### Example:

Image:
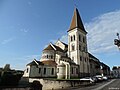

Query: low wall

[0,87,31,90]
[29,78,86,90]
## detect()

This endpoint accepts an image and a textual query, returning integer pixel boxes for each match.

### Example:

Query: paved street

[64,79,120,90]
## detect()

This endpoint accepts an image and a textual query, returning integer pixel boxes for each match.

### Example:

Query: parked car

[92,76,99,82]
[95,75,103,82]
[80,77,95,83]
[103,76,108,81]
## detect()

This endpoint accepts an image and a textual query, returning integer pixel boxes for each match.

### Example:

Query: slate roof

[43,44,55,51]
[89,53,99,62]
[27,59,44,66]
[68,8,87,33]
[53,44,64,52]
[41,60,57,66]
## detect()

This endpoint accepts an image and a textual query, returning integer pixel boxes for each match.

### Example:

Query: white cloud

[85,10,120,54]
[1,37,15,45]
[47,10,120,54]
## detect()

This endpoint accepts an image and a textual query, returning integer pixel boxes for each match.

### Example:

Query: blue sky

[0,0,120,70]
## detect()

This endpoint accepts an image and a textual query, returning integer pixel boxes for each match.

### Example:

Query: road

[66,79,120,90]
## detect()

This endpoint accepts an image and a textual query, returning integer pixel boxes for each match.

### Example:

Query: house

[100,62,110,76]
[112,66,120,78]
[89,53,101,76]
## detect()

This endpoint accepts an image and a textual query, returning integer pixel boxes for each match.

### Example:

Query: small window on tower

[79,45,81,51]
[71,36,73,42]
[26,68,29,73]
[73,35,75,41]
[79,35,81,41]
[80,56,82,61]
[83,37,85,43]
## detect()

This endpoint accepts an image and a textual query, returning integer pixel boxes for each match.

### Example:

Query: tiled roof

[41,60,57,66]
[27,59,43,66]
[43,43,64,52]
[68,8,87,33]
[53,45,64,52]
[89,53,99,62]
[43,44,55,51]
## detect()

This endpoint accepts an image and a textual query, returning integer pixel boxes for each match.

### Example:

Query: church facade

[23,8,108,79]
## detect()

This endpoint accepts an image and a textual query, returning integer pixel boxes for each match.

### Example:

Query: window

[51,55,53,59]
[44,68,46,75]
[51,68,54,75]
[71,67,74,74]
[80,56,82,61]
[47,55,48,58]
[83,36,85,43]
[26,68,29,73]
[57,68,59,73]
[73,35,75,41]
[39,68,41,74]
[79,35,81,41]
[71,44,75,51]
[83,47,86,52]
[71,36,73,42]
[79,45,81,51]
[76,68,78,74]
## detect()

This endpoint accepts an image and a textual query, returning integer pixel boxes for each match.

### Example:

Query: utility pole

[114,33,120,50]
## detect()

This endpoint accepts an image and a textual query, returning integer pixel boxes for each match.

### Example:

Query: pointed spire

[68,8,87,33]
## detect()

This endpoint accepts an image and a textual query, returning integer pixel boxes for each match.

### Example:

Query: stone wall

[29,78,82,90]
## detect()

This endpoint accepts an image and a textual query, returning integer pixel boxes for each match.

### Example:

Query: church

[23,8,96,79]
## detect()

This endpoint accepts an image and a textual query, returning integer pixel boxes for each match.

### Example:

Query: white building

[112,66,120,78]
[23,8,90,79]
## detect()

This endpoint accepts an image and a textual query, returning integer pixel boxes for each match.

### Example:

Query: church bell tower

[68,8,90,77]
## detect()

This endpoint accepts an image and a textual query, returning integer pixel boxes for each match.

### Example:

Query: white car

[95,75,103,81]
[103,76,108,80]
[80,77,95,83]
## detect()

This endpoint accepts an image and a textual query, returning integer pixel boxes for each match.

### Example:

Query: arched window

[44,68,46,75]
[71,36,73,42]
[79,45,81,51]
[73,35,75,41]
[51,68,54,75]
[83,36,85,43]
[80,56,82,61]
[79,35,81,41]
[83,46,86,52]
[71,67,74,74]
[47,55,48,58]
[51,55,53,59]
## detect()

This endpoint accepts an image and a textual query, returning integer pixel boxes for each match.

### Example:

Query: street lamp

[114,33,120,49]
